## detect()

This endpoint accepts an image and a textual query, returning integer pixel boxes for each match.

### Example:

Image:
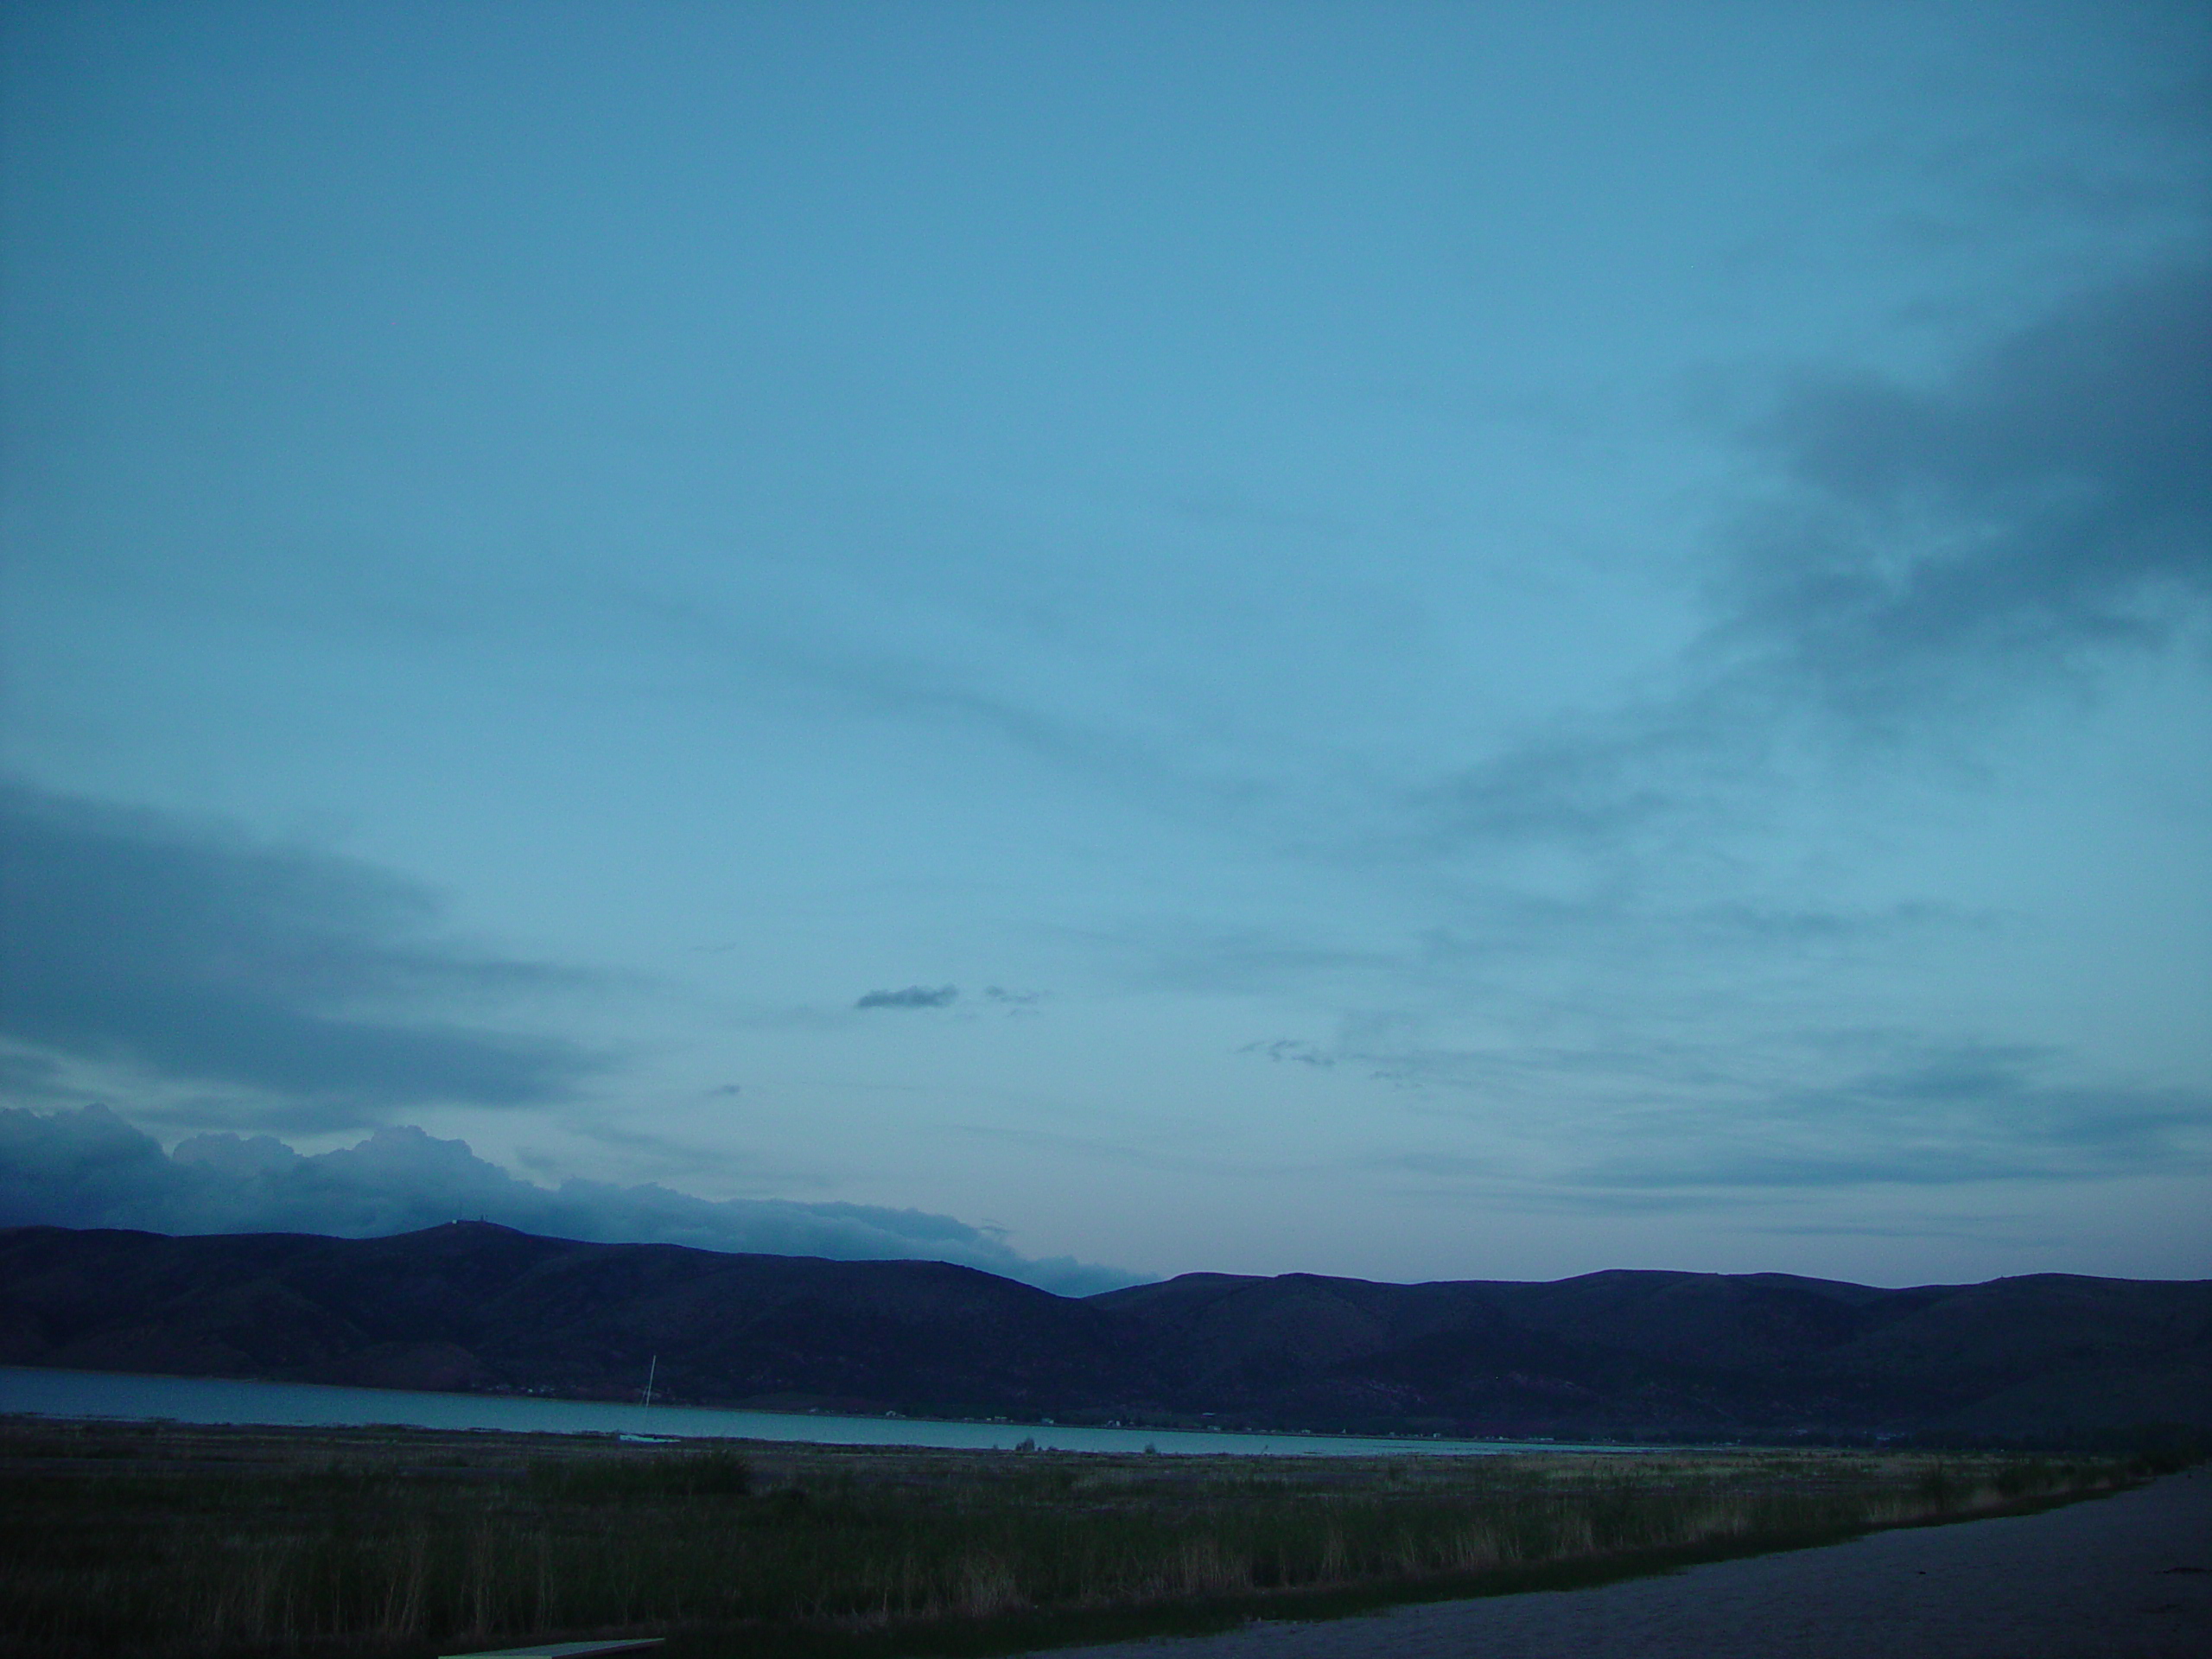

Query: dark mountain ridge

[3,1223,2205,1442]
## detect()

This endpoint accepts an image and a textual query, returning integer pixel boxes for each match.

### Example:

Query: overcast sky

[3,1,2207,1287]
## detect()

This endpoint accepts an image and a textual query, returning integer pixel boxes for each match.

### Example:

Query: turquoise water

[0,1365,1625,1458]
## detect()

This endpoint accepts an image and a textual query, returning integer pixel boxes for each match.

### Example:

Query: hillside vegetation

[3,1223,2208,1440]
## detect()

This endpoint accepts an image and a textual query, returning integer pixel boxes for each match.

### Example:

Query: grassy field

[0,1415,2150,1659]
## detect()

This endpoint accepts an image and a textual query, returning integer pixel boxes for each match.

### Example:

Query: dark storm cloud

[855,984,959,1010]
[1723,264,2210,721]
[0,783,604,1120]
[0,1104,1142,1297]
[1431,266,2212,845]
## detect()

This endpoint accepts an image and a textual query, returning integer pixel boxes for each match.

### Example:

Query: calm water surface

[0,1366,1627,1458]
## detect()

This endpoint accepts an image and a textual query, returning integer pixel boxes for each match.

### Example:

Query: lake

[0,1365,1627,1458]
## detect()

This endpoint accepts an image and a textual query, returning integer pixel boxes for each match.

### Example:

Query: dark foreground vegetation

[1,1417,2180,1659]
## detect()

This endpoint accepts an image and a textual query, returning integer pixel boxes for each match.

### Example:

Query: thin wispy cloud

[1242,1039,1334,1069]
[1357,1029,2212,1197]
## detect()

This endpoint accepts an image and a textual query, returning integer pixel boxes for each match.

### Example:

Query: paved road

[1032,1469,2212,1658]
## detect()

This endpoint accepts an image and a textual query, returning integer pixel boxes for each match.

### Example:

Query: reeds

[0,1421,2138,1659]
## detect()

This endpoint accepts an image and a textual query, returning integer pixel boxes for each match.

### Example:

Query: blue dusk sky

[3,1,2208,1289]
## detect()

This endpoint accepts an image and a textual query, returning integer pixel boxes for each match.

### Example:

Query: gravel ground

[1030,1468,2212,1659]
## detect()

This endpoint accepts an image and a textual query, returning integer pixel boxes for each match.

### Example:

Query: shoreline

[0,1364,1652,1459]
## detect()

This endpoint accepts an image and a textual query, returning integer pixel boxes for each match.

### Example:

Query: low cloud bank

[0,781,602,1127]
[0,1104,1143,1298]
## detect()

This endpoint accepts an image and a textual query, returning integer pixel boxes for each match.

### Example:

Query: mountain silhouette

[4,1223,2205,1441]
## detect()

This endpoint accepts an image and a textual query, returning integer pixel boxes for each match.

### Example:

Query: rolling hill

[3,1222,2204,1441]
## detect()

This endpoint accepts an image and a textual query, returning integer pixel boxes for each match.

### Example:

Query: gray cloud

[0,1050,77,1103]
[1240,1039,1334,1068]
[1368,1028,2212,1196]
[1429,265,2211,847]
[0,1104,1144,1298]
[0,783,605,1124]
[855,984,959,1010]
[1716,1045,2212,1189]
[1723,264,2210,723]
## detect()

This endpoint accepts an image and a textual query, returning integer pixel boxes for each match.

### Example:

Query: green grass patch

[0,1418,2149,1659]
